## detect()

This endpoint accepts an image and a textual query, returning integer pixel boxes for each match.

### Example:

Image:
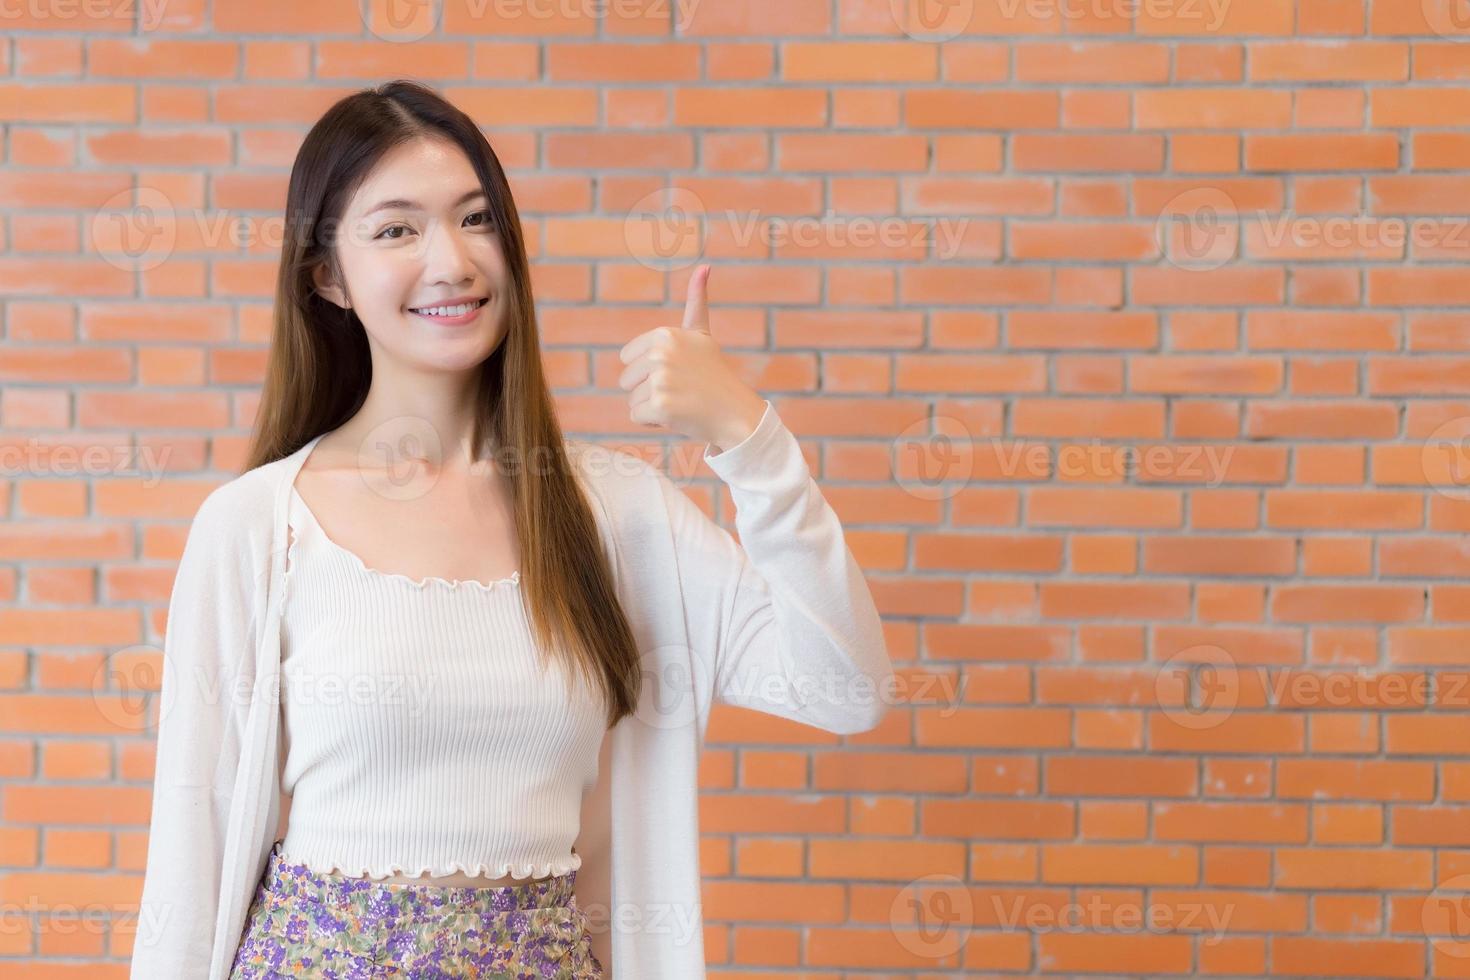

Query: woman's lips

[407,296,488,326]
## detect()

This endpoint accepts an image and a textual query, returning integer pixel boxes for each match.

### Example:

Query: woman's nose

[420,217,476,282]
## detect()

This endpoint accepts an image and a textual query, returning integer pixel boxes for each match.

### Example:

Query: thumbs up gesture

[617,264,768,453]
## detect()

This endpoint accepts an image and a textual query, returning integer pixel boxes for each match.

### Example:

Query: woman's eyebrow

[364,188,487,215]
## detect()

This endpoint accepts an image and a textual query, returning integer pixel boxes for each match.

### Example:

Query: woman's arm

[131,486,260,979]
[658,400,894,735]
[615,265,892,733]
[572,732,613,974]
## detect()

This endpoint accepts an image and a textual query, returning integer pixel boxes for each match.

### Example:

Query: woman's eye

[375,213,491,240]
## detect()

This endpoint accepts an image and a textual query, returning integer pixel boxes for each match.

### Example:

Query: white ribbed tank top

[276,484,605,881]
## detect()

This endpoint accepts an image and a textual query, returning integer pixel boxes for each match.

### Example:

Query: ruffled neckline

[288,486,521,592]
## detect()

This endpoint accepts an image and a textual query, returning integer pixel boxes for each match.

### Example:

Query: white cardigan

[129,400,894,979]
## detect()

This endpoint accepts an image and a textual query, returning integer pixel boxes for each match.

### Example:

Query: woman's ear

[311,261,351,309]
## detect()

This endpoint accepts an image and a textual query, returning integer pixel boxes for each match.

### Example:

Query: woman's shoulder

[181,458,288,561]
[562,437,680,545]
[563,437,662,495]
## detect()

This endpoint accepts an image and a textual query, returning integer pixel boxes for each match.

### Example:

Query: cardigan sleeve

[131,486,261,979]
[659,400,893,735]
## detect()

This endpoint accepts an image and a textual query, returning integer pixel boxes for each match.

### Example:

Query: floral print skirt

[229,840,604,979]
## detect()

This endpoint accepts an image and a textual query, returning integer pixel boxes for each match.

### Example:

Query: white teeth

[411,299,483,317]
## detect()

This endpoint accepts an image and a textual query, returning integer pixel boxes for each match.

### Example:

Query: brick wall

[4,0,1470,975]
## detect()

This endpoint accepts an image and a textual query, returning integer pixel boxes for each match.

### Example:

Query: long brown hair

[243,79,641,729]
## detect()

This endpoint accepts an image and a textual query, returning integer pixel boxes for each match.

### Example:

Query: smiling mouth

[407,297,490,317]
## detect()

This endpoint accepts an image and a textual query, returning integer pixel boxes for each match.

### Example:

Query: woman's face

[314,137,510,374]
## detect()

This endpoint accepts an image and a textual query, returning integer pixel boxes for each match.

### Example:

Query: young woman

[130,80,893,980]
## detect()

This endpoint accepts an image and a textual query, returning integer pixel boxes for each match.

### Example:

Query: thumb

[681,264,710,334]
